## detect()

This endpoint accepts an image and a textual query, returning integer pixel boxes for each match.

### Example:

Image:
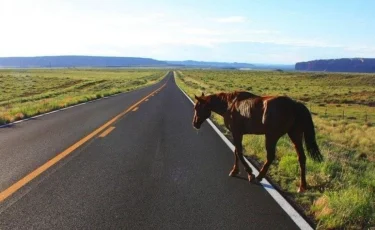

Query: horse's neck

[208,94,235,116]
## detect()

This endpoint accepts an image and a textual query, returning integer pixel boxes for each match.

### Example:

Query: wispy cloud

[214,16,247,23]
[260,39,343,48]
[344,46,375,52]
[180,28,223,36]
[343,46,375,57]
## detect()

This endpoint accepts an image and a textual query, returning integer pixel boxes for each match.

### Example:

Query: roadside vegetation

[0,68,166,125]
[175,69,375,229]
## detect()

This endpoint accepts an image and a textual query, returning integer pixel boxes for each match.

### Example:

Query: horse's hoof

[229,170,239,177]
[248,174,256,182]
[297,187,306,193]
[255,175,263,182]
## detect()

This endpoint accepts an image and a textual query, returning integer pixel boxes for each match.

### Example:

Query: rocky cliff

[295,58,375,73]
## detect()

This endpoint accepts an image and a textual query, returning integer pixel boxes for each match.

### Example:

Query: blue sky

[1,0,374,64]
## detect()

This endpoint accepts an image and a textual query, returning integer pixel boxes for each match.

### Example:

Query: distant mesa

[295,58,375,73]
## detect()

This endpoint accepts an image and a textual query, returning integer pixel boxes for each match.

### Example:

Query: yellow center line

[132,107,139,112]
[0,82,166,202]
[99,126,115,138]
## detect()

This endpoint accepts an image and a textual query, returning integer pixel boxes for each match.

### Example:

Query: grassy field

[175,69,375,229]
[0,68,166,125]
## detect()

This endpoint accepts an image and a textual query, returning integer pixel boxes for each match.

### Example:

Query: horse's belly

[244,120,266,134]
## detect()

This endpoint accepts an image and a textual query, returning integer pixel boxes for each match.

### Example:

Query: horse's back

[234,91,258,102]
[263,96,296,111]
[262,96,296,133]
[227,92,298,134]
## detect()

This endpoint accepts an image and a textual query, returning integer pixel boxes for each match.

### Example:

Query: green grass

[0,68,166,125]
[175,69,375,229]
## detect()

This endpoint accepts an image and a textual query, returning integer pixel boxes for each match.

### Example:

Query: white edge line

[174,72,313,230]
[0,72,171,129]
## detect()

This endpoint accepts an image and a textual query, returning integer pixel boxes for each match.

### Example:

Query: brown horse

[192,91,323,192]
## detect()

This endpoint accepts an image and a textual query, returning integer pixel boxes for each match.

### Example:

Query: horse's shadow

[232,175,248,182]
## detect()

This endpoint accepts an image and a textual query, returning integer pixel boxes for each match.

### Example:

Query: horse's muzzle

[192,114,202,129]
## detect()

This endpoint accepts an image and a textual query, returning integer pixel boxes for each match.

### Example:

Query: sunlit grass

[0,68,166,125]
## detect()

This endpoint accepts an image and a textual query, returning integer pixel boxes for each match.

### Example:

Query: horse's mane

[215,91,258,103]
[205,91,259,115]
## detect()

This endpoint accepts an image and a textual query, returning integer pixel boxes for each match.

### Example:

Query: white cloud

[214,16,247,23]
[180,28,223,36]
[343,46,375,58]
[258,39,343,48]
[344,46,375,53]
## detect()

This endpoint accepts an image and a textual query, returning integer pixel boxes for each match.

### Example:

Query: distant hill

[295,58,375,73]
[0,56,168,68]
[0,56,257,69]
[166,60,255,69]
[0,55,260,69]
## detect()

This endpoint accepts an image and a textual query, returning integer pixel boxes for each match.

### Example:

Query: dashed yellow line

[0,82,166,203]
[99,126,115,138]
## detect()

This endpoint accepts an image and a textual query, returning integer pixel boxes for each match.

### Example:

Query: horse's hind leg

[233,133,255,181]
[256,134,279,182]
[229,149,239,177]
[288,129,307,193]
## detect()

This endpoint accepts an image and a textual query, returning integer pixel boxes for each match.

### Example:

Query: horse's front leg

[256,134,279,182]
[229,149,239,177]
[233,133,255,182]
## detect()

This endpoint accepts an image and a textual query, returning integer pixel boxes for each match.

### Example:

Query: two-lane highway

[0,72,300,229]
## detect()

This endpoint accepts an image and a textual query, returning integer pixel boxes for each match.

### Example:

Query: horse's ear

[201,92,205,97]
[195,95,200,101]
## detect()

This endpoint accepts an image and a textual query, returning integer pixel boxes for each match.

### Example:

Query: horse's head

[192,92,211,129]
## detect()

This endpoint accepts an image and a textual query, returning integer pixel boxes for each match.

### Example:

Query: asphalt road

[0,72,300,229]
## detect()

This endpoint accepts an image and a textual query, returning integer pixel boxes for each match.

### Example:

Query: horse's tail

[295,102,323,162]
